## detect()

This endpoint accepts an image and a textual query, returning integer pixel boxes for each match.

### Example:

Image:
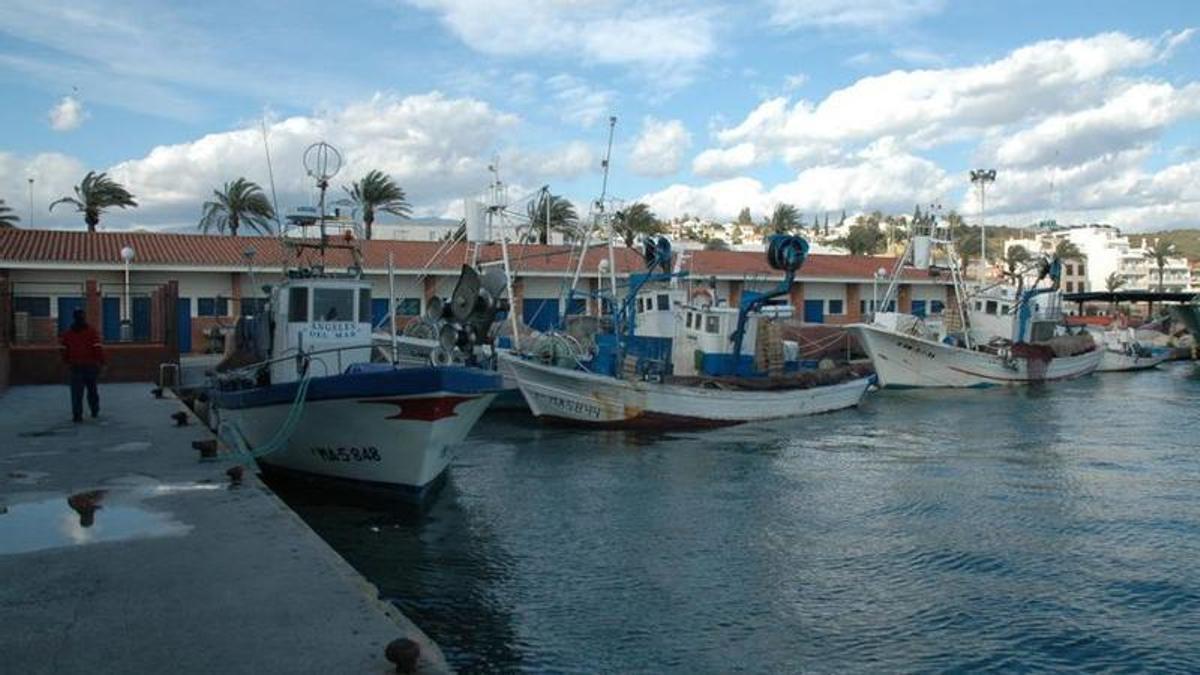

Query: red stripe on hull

[358,395,477,421]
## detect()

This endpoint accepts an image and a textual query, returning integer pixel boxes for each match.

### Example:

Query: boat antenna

[597,115,617,211]
[302,141,342,255]
[260,115,283,235]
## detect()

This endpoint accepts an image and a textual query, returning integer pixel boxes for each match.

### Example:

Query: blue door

[132,297,151,341]
[371,298,391,329]
[522,298,560,331]
[803,299,824,324]
[176,298,192,353]
[102,298,121,341]
[56,297,85,334]
[912,300,927,318]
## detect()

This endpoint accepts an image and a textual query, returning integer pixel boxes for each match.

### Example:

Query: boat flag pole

[388,251,399,364]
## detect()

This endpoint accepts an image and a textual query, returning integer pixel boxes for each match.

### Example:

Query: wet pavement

[0,384,447,674]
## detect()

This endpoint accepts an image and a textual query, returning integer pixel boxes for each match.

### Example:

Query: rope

[217,370,314,463]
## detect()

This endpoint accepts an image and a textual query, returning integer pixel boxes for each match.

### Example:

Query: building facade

[1,229,951,356]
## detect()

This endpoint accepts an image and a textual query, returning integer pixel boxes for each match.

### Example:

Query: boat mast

[388,252,399,363]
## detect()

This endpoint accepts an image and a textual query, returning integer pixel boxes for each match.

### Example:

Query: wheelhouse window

[358,289,372,324]
[313,288,354,322]
[705,315,720,334]
[657,294,669,311]
[288,287,308,322]
[985,300,998,315]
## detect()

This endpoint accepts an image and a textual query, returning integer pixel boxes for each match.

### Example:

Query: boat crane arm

[1014,256,1062,343]
[729,235,809,362]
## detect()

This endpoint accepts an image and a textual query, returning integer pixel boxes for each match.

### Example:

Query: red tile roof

[0,229,944,283]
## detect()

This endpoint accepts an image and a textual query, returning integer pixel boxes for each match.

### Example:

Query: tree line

[2,170,412,237]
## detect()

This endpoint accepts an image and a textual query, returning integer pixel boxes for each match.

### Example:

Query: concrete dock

[0,384,447,674]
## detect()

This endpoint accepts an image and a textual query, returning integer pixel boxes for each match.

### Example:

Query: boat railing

[219,342,387,381]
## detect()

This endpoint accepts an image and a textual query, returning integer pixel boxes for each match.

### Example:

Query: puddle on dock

[0,480,217,555]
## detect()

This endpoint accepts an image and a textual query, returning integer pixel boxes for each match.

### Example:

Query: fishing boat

[208,143,501,503]
[1089,326,1171,372]
[502,235,873,428]
[849,214,1101,388]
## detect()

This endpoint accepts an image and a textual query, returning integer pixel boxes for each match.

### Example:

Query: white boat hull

[1096,349,1170,372]
[215,390,493,501]
[501,353,871,428]
[849,323,1102,388]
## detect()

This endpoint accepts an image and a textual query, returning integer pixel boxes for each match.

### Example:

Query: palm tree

[613,202,664,248]
[50,171,137,232]
[0,199,19,228]
[1104,272,1126,293]
[341,170,410,240]
[1143,238,1175,292]
[1054,239,1083,261]
[527,192,578,244]
[768,203,801,234]
[198,178,276,236]
[1105,271,1126,313]
[1004,244,1031,277]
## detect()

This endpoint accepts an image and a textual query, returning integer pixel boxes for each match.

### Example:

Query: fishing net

[1011,342,1055,381]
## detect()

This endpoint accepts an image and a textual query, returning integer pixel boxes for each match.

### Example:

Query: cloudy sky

[1,0,1198,233]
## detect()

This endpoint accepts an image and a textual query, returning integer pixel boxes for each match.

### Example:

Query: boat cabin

[268,275,375,384]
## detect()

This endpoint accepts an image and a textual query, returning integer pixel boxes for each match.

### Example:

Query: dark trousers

[69,365,100,421]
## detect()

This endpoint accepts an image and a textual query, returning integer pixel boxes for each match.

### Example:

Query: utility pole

[970,169,996,281]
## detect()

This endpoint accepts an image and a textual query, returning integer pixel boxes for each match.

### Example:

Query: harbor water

[279,364,1200,672]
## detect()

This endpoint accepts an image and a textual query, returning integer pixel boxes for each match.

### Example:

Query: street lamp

[120,245,135,341]
[970,169,996,282]
[27,177,35,228]
[872,266,888,319]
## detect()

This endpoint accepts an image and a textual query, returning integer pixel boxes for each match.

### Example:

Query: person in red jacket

[60,309,105,422]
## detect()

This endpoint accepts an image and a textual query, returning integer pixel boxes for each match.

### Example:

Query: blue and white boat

[210,256,501,504]
[501,235,873,428]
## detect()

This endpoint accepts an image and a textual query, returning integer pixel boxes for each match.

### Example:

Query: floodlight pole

[970,169,996,282]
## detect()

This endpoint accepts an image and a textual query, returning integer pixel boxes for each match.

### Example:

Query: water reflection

[0,483,201,555]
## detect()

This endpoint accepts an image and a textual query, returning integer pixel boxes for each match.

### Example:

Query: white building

[1004,224,1193,293]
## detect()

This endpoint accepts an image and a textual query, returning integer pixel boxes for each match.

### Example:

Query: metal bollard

[384,638,420,674]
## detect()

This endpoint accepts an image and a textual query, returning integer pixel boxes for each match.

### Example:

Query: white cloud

[783,72,809,91]
[768,0,944,30]
[405,0,715,85]
[48,95,87,131]
[991,81,1200,168]
[0,152,87,226]
[649,145,953,221]
[629,117,691,177]
[714,32,1175,163]
[692,142,762,177]
[4,92,610,231]
[545,74,615,128]
[506,141,597,180]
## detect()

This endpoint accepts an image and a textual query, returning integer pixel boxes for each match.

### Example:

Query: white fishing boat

[208,143,501,503]
[849,213,1100,388]
[1090,327,1171,372]
[505,235,873,428]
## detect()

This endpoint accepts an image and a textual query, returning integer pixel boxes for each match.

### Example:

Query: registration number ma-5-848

[310,446,381,462]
